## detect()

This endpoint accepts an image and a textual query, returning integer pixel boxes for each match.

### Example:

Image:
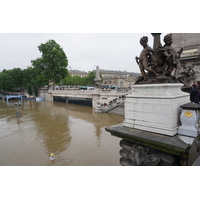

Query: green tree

[31,39,69,87]
[61,75,73,85]
[61,75,84,85]
[27,83,32,96]
[72,76,84,85]
[22,67,47,96]
[84,71,96,86]
[61,71,99,86]
[0,69,13,92]
[33,84,38,97]
[9,68,24,91]
[22,67,34,87]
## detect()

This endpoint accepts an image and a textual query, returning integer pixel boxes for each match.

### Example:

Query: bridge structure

[43,88,133,109]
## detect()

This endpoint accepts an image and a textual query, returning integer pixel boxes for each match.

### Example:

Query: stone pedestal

[123,83,189,136]
[177,102,200,137]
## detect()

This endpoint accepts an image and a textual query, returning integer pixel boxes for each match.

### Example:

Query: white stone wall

[123,84,189,136]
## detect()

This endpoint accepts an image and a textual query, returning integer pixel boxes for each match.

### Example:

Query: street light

[66,97,68,122]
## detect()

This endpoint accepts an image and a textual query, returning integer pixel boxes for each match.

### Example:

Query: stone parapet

[105,123,189,156]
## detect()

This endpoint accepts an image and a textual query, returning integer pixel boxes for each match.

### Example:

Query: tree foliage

[33,84,38,97]
[0,68,23,92]
[61,71,97,86]
[84,71,96,86]
[0,68,98,93]
[27,83,32,96]
[31,39,69,86]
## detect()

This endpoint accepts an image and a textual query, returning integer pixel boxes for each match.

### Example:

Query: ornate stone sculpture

[94,65,101,88]
[177,66,195,93]
[135,33,184,84]
[119,140,175,166]
[128,144,161,166]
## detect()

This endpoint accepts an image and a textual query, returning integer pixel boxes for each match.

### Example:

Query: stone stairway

[95,97,126,115]
[101,98,125,115]
[107,104,124,115]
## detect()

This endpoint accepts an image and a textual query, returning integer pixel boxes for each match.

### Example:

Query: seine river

[0,99,124,166]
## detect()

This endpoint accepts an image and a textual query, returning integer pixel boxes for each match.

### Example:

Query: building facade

[69,70,88,77]
[69,69,140,88]
[100,70,140,88]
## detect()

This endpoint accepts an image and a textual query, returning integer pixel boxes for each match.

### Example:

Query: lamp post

[66,97,68,122]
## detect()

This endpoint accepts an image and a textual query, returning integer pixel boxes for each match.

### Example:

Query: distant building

[69,70,88,77]
[69,69,140,88]
[100,70,140,88]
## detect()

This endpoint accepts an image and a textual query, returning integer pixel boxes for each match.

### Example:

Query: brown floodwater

[0,99,124,166]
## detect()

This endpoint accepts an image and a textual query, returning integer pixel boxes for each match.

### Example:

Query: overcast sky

[0,33,168,73]
[0,1,195,75]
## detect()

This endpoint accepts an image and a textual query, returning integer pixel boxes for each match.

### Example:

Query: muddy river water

[0,99,124,166]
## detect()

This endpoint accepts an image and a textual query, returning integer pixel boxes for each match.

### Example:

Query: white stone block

[123,83,189,136]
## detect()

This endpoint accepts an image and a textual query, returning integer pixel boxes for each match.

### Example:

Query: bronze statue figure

[163,33,183,79]
[135,36,159,82]
[135,33,185,84]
